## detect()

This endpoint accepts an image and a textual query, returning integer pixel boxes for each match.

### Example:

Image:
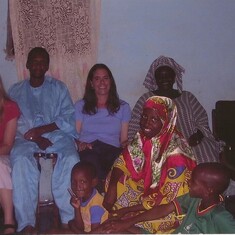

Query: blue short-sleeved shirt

[75,99,131,147]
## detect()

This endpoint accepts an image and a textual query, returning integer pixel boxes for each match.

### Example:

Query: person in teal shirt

[96,162,235,234]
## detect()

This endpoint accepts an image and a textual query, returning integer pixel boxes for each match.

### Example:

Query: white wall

[1,0,235,128]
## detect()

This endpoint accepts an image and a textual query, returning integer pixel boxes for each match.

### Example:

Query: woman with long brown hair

[75,64,131,193]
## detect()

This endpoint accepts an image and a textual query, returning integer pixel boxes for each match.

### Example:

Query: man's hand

[24,126,45,140]
[34,136,53,150]
[188,129,204,146]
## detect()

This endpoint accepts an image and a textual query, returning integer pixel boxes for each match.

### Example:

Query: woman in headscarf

[128,55,220,164]
[102,96,196,234]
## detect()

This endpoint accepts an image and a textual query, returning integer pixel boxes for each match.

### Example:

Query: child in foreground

[97,162,235,234]
[68,161,108,233]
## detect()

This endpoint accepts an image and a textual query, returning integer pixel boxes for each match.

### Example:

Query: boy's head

[71,161,98,200]
[189,162,231,198]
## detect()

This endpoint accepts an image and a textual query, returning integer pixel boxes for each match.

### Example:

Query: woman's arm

[75,120,92,151]
[103,167,123,212]
[76,120,82,133]
[129,202,175,224]
[0,117,17,155]
[110,203,145,219]
[120,122,129,148]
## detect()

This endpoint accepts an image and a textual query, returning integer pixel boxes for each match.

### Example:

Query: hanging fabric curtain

[8,0,101,102]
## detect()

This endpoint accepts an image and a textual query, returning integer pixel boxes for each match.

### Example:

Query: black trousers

[79,140,122,181]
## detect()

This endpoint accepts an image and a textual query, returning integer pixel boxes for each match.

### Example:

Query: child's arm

[100,202,176,233]
[69,194,85,233]
[68,210,84,233]
[73,204,85,232]
[110,203,145,218]
[90,222,101,231]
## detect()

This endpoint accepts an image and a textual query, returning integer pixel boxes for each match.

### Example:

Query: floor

[0,204,70,235]
[1,194,235,234]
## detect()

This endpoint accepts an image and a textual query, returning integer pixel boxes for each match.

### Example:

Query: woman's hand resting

[76,139,93,152]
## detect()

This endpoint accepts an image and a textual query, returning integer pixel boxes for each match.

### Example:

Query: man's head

[26,47,49,84]
[189,162,231,198]
[26,47,50,66]
[154,66,176,91]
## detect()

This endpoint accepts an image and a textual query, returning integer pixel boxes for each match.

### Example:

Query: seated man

[8,47,80,233]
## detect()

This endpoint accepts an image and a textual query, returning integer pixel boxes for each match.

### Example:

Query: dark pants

[79,140,122,181]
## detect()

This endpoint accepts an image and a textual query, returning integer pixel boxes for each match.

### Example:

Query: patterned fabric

[108,96,196,234]
[8,0,101,101]
[129,56,220,163]
[128,91,220,164]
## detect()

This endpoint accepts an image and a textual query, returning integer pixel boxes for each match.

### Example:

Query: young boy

[99,162,235,234]
[68,161,108,233]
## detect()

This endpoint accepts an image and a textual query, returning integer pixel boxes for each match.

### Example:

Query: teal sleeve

[214,209,235,233]
[175,193,191,214]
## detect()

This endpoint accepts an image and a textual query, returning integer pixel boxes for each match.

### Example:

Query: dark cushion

[214,100,235,145]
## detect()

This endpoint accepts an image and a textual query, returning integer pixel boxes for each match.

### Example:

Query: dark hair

[71,161,97,180]
[154,66,176,80]
[26,47,50,66]
[197,162,231,194]
[83,63,120,115]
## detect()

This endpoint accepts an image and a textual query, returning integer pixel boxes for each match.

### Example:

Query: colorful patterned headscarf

[123,96,194,193]
[143,55,185,93]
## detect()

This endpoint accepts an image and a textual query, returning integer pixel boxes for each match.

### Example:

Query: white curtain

[9,0,101,102]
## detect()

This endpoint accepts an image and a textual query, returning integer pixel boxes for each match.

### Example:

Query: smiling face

[90,68,111,97]
[140,107,163,139]
[71,168,96,202]
[155,66,176,91]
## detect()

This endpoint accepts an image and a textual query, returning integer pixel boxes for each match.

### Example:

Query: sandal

[2,224,16,235]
